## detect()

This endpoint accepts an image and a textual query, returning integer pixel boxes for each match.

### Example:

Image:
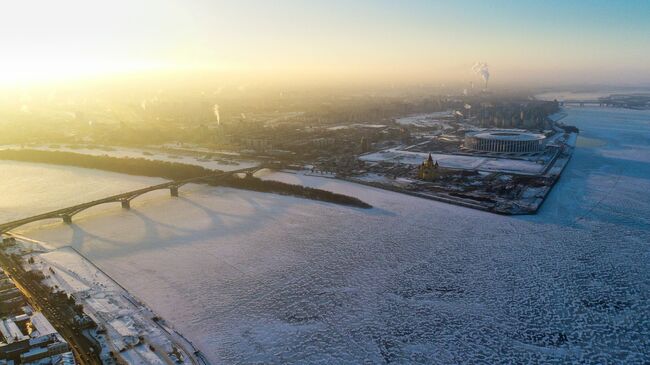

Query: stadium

[464,129,546,153]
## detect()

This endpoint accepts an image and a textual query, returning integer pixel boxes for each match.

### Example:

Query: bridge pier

[0,173,237,234]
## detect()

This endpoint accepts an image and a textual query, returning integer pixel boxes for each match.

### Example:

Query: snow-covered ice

[1,106,649,363]
[0,162,166,223]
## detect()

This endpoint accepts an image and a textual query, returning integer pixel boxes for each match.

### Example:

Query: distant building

[418,153,439,180]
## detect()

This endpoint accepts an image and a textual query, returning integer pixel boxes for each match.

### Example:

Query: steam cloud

[472,62,490,89]
[214,104,220,125]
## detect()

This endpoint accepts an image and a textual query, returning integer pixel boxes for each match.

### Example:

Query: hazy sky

[2,0,649,86]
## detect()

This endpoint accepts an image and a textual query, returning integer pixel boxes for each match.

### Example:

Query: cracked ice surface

[4,107,650,363]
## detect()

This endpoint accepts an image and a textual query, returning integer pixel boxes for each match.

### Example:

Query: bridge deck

[0,169,250,234]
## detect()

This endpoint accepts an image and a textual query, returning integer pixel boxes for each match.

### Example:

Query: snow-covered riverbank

[0,144,259,172]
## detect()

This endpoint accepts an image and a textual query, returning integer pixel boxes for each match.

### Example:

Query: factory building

[464,129,546,154]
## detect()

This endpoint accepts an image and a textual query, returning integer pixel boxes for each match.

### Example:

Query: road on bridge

[0,168,255,235]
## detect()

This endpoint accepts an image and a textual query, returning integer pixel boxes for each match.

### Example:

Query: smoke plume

[214,104,220,125]
[472,62,490,89]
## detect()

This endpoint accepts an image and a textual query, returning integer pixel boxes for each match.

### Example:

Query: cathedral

[418,153,439,180]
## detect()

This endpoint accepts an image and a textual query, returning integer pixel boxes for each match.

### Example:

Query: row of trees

[0,149,371,209]
[0,149,212,180]
[215,174,372,209]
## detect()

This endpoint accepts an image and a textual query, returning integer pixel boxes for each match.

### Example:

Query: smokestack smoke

[472,62,490,90]
[213,104,220,125]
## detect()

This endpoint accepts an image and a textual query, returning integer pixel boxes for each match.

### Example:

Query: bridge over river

[0,168,255,235]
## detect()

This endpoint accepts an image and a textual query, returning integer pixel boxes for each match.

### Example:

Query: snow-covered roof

[0,318,29,344]
[29,312,57,337]
[466,129,545,141]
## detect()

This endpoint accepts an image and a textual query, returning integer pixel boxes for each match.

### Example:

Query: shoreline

[0,144,576,216]
[343,132,578,215]
[0,149,372,213]
[1,236,210,365]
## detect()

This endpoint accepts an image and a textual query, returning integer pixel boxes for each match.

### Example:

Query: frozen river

[1,107,649,363]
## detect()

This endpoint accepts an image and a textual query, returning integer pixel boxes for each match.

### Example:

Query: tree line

[0,149,371,209]
[214,174,371,209]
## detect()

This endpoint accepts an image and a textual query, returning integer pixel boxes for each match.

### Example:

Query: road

[2,236,207,365]
[0,252,102,365]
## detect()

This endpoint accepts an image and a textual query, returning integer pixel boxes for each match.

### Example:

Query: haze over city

[0,1,649,364]
[2,0,650,87]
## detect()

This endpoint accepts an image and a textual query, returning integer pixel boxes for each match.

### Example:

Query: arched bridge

[0,169,252,235]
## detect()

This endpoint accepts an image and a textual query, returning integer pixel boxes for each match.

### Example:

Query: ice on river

[1,107,649,363]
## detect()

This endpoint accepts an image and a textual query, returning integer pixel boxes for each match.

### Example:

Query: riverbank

[0,149,214,180]
[341,132,578,215]
[0,149,371,210]
[1,237,206,364]
[0,143,258,172]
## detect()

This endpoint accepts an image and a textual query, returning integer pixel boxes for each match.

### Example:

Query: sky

[1,0,649,87]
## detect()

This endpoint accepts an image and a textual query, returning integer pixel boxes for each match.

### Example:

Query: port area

[0,236,209,365]
[338,130,577,215]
